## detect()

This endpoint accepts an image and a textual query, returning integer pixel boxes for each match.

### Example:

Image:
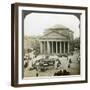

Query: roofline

[40,30,70,39]
[45,28,74,33]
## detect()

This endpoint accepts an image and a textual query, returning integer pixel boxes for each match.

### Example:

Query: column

[68,42,69,53]
[45,41,47,54]
[60,42,61,53]
[52,41,53,54]
[64,42,65,54]
[47,41,50,54]
[44,41,45,54]
[56,41,57,54]
[40,41,42,54]
[46,41,47,54]
[43,41,44,54]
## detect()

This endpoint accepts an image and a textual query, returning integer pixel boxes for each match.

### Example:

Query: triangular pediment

[41,31,68,39]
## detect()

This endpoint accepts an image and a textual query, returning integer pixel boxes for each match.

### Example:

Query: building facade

[39,25,73,55]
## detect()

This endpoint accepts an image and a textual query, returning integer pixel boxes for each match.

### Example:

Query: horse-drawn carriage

[33,58,55,72]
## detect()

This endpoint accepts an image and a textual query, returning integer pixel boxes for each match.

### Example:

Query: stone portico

[39,25,73,55]
[40,41,69,54]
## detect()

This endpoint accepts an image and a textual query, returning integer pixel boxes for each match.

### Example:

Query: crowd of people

[54,69,70,76]
[24,50,80,77]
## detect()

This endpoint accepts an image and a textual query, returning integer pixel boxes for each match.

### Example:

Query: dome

[47,24,69,30]
[44,24,73,35]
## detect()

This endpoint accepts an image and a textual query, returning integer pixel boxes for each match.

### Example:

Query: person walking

[68,63,70,68]
[69,58,72,63]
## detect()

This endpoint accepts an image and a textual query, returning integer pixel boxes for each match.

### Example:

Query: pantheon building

[39,25,74,55]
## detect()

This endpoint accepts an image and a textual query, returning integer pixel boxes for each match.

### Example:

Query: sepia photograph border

[11,3,88,87]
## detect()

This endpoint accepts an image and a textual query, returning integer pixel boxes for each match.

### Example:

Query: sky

[24,13,80,39]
